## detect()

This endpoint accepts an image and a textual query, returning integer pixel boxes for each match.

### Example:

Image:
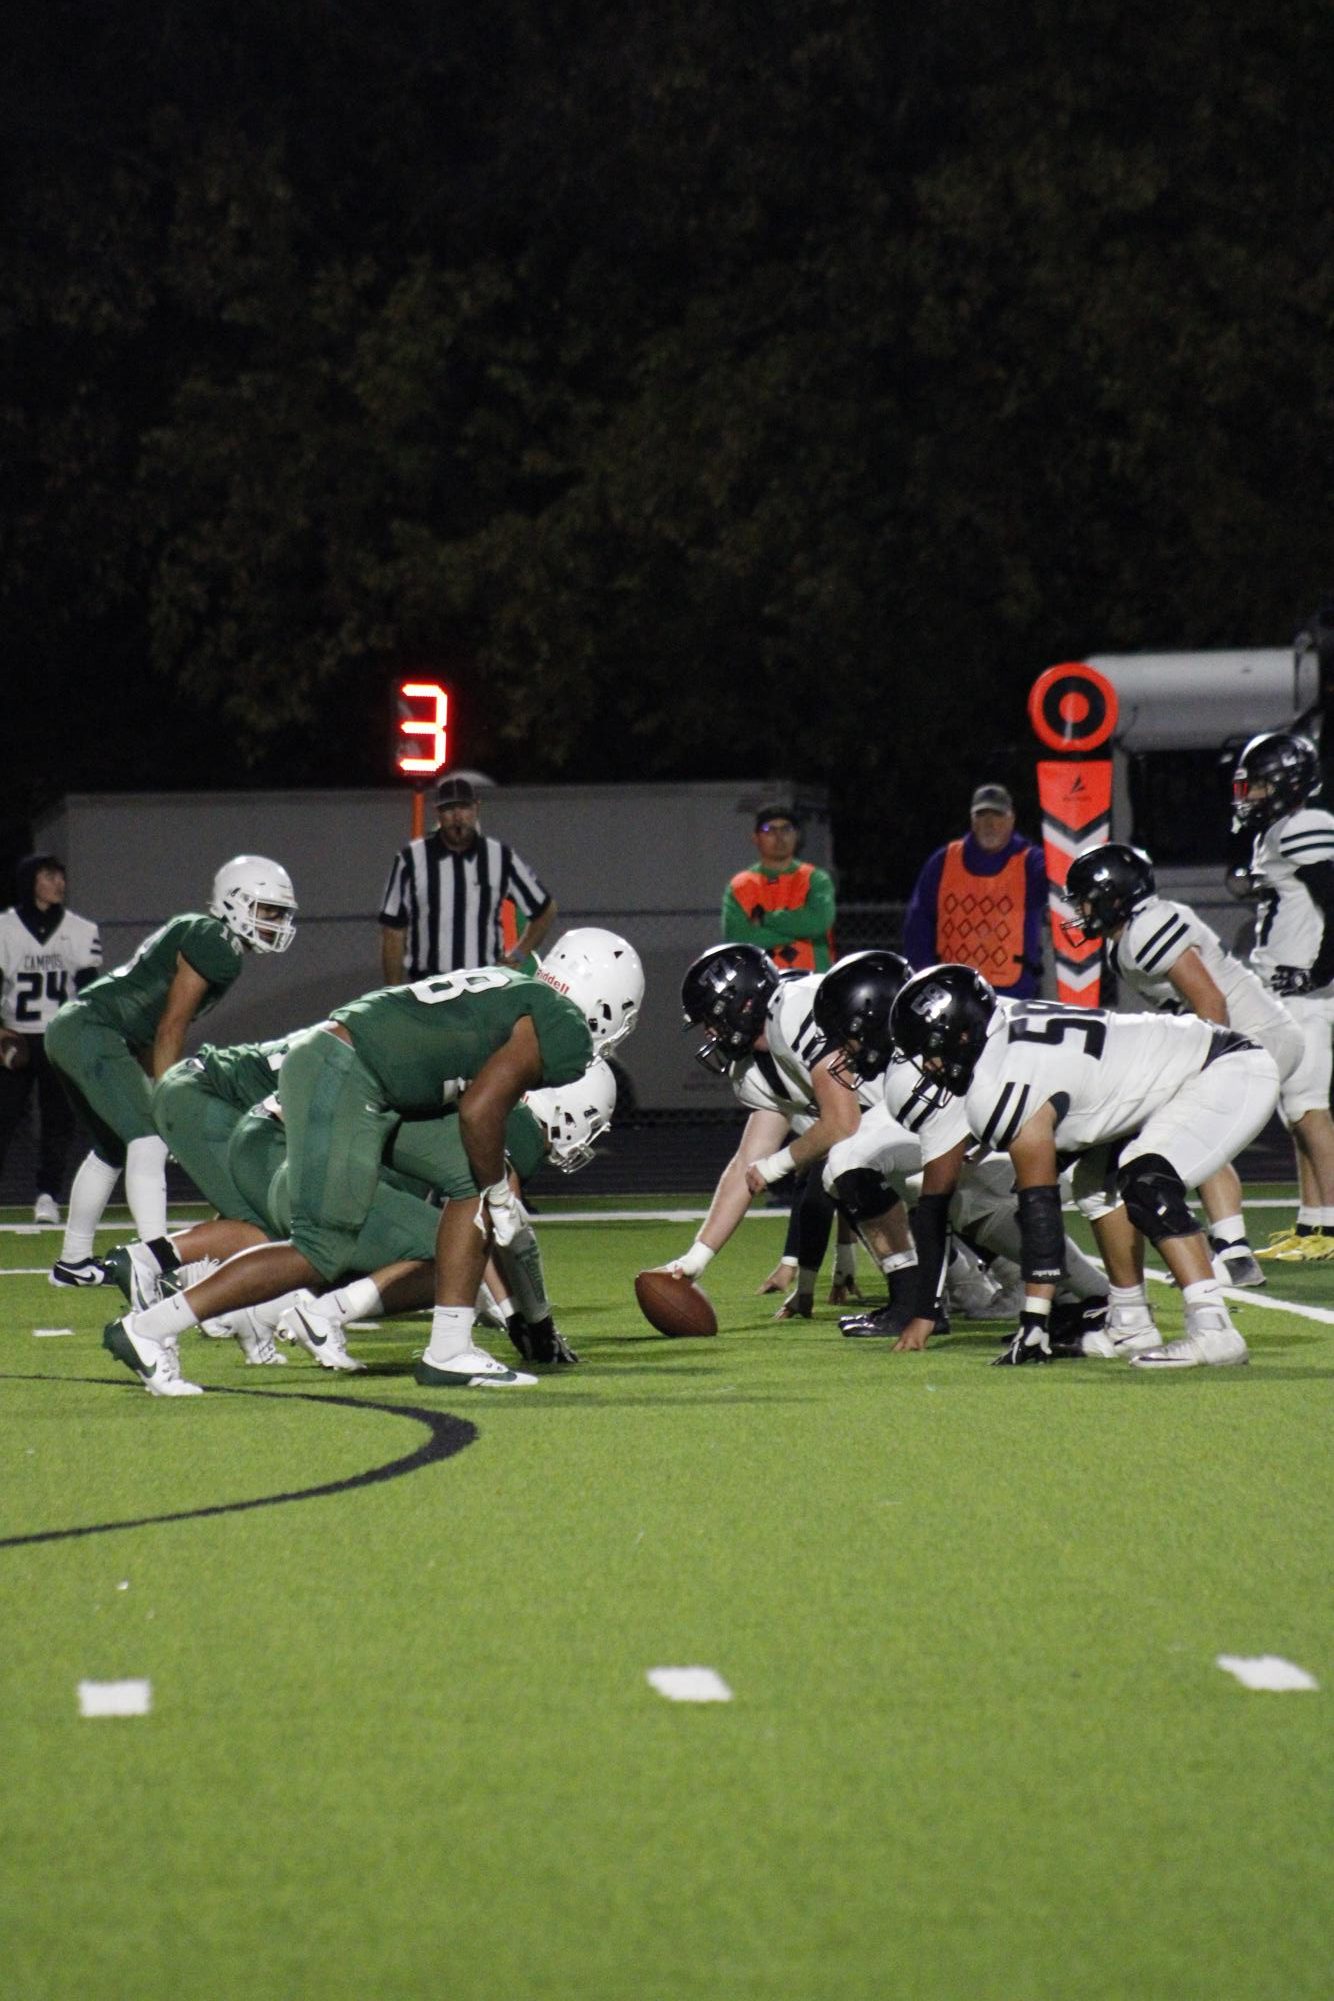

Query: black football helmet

[889,964,997,1096]
[1063,843,1156,941]
[1231,731,1321,833]
[681,944,780,1075]
[812,950,912,1085]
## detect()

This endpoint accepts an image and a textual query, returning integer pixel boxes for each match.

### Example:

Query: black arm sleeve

[1295,861,1334,988]
[909,1192,952,1319]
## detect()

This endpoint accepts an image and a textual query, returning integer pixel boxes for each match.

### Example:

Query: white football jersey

[1249,806,1334,989]
[732,973,826,1118]
[732,972,877,1118]
[878,1053,972,1166]
[0,906,103,1033]
[1110,895,1298,1049]
[963,1000,1217,1155]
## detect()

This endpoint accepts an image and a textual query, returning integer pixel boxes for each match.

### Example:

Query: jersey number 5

[1008,1005,1107,1060]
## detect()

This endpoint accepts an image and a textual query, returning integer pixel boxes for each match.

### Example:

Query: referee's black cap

[436,776,478,807]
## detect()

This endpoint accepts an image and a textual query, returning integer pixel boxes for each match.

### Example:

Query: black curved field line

[0,1381,477,1550]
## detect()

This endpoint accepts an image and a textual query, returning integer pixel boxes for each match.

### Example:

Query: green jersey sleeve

[76,912,244,1049]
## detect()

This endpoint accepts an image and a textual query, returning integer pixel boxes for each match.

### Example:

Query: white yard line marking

[78,1678,153,1717]
[1216,1655,1319,1692]
[32,1327,76,1338]
[647,1666,733,1703]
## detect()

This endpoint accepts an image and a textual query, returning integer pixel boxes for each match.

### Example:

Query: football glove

[476,1179,525,1247]
[1268,965,1314,996]
[992,1312,1055,1366]
[509,1315,579,1366]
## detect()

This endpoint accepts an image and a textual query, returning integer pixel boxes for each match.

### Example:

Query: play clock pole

[1028,662,1119,1006]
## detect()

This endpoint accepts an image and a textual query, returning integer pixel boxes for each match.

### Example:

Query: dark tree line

[3,0,1331,892]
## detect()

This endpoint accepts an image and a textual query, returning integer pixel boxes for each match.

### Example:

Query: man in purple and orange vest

[721,803,836,973]
[903,782,1047,998]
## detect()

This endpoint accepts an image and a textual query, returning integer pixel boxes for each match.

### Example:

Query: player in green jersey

[46,857,296,1289]
[100,1038,293,1356]
[232,1058,615,1369]
[103,960,605,1395]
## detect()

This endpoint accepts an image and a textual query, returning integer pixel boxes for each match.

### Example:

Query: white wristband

[755,1146,796,1186]
[677,1241,715,1278]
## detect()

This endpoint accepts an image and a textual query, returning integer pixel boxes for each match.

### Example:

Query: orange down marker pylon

[1027,662,1119,1005]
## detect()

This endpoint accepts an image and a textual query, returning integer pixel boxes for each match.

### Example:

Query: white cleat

[102,1316,204,1397]
[170,1257,220,1291]
[1082,1307,1162,1360]
[278,1291,366,1372]
[414,1344,537,1388]
[1132,1314,1249,1371]
[1212,1244,1266,1289]
[233,1316,288,1366]
[198,1315,240,1339]
[33,1194,61,1226]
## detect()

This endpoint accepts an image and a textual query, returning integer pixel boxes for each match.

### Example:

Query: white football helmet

[536,928,644,1051]
[525,1058,617,1174]
[210,855,297,955]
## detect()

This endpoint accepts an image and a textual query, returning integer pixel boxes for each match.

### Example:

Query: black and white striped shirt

[378,834,552,976]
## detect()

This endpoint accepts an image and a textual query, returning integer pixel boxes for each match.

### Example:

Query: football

[634,1269,718,1339]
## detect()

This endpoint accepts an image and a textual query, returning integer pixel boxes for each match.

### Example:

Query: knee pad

[1116,1152,1196,1244]
[831,1168,898,1224]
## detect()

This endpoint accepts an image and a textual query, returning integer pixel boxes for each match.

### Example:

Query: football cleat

[161,1257,220,1294]
[507,1315,579,1366]
[102,1317,203,1397]
[50,1256,110,1288]
[992,1324,1055,1366]
[839,1304,950,1340]
[413,1345,538,1388]
[33,1194,61,1226]
[102,1243,167,1313]
[1131,1313,1249,1370]
[1274,1232,1334,1262]
[233,1316,287,1366]
[277,1291,365,1372]
[1211,1241,1265,1288]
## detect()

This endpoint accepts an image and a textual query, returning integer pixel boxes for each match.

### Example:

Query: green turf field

[2,1197,1330,2001]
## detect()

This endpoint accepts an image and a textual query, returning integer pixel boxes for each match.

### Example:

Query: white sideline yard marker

[1216,1655,1318,1693]
[32,1326,76,1338]
[78,1678,153,1718]
[647,1666,733,1703]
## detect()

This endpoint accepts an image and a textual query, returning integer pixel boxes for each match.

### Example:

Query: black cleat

[840,1304,950,1340]
[508,1315,579,1366]
[50,1256,110,1288]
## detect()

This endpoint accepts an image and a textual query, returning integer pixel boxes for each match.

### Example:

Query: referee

[378,775,558,984]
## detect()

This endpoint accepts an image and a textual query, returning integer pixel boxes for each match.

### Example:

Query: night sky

[4,0,1332,896]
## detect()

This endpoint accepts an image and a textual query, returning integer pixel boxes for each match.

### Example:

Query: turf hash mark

[1216,1655,1320,1692]
[0,1383,477,1550]
[647,1667,734,1702]
[78,1679,153,1717]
